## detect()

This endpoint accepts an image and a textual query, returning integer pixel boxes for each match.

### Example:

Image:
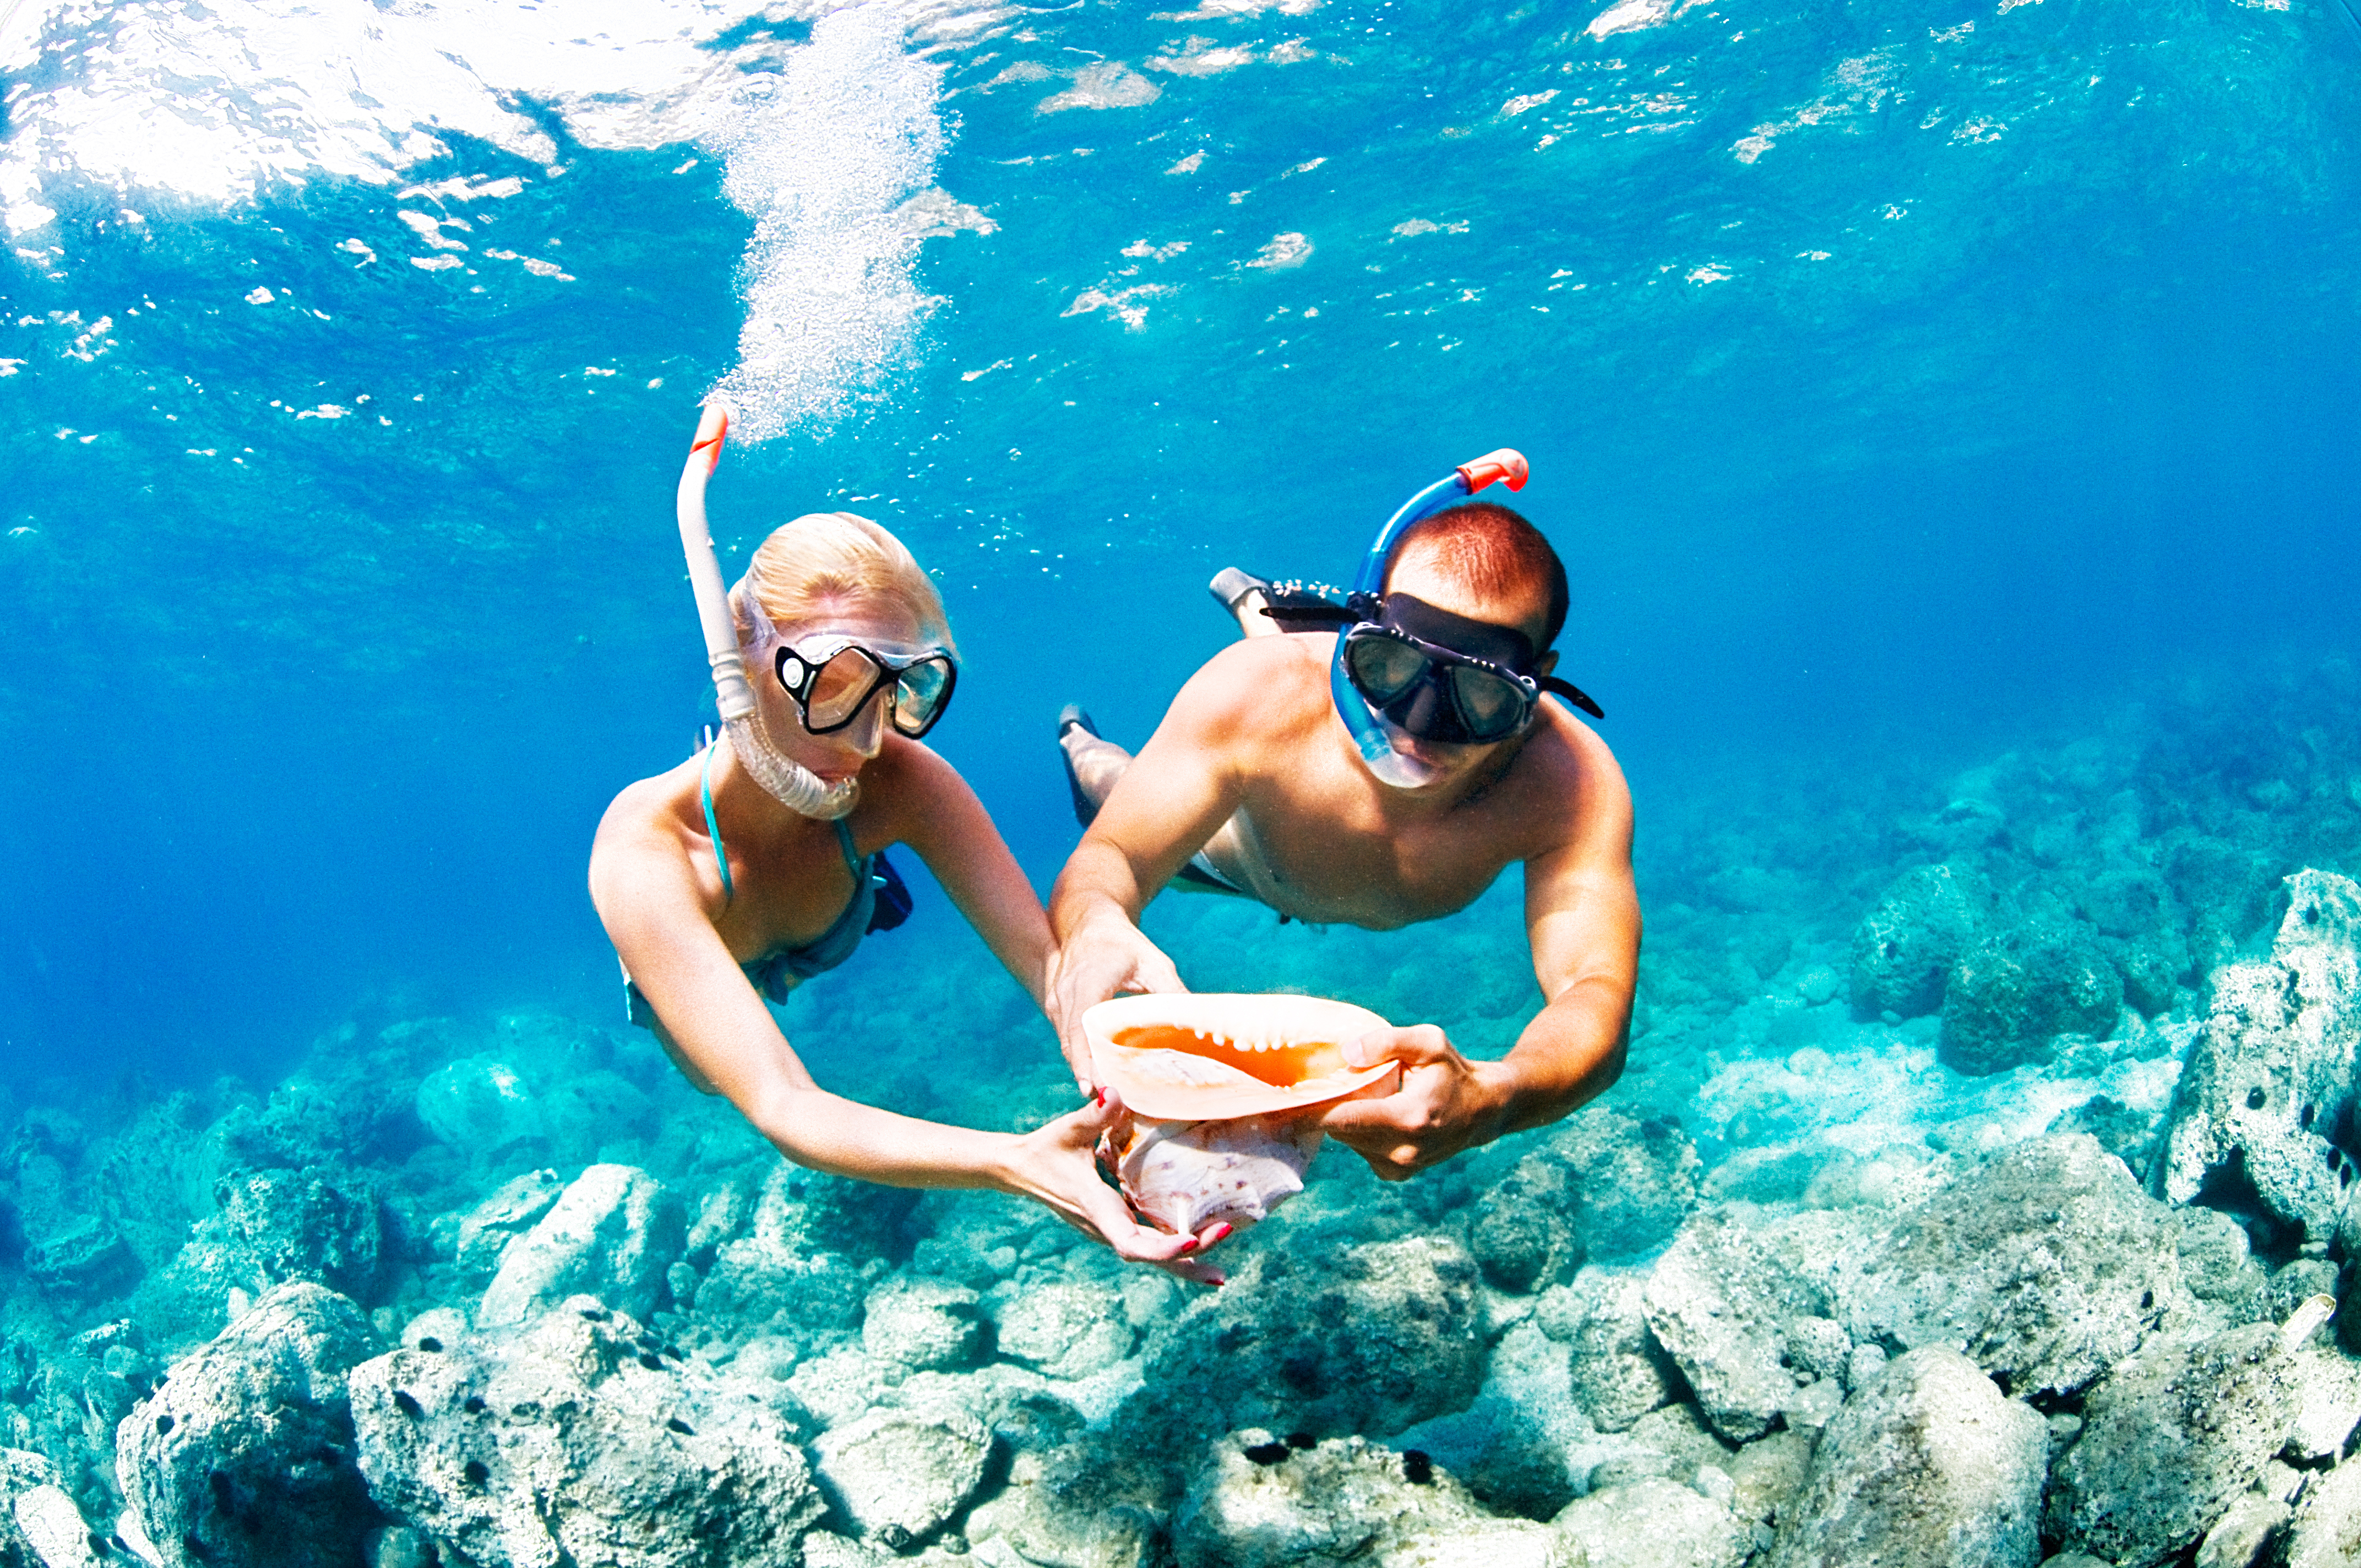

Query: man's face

[1363,542,1558,786]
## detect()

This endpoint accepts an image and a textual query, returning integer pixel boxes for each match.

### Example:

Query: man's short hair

[1382,502,1569,649]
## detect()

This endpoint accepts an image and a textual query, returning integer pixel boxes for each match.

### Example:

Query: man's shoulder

[1175,635,1331,720]
[1502,708,1633,854]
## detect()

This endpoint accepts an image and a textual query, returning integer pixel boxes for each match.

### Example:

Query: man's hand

[1315,1026,1513,1179]
[1045,912,1187,1092]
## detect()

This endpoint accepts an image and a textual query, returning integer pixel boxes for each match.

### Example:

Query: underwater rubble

[3,666,2361,1565]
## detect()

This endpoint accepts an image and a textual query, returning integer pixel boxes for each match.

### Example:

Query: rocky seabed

[7,683,2361,1567]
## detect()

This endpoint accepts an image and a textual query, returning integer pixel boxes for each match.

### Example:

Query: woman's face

[757,594,931,781]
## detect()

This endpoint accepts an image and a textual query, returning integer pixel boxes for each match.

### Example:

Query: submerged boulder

[1136,1237,1487,1442]
[1837,1134,2181,1397]
[2047,1320,2310,1567]
[810,1408,990,1550]
[350,1295,822,1567]
[1558,1275,1677,1433]
[989,1278,1136,1380]
[414,1055,543,1153]
[212,1166,391,1302]
[1467,1153,1584,1293]
[1939,917,2123,1076]
[1174,1431,1571,1568]
[859,1277,986,1373]
[477,1163,684,1327]
[22,1216,140,1302]
[449,1168,565,1283]
[1770,1346,2044,1568]
[0,1447,103,1568]
[115,1281,379,1568]
[1553,1109,1702,1260]
[2285,1459,2361,1567]
[2154,869,2361,1247]
[1851,863,1992,1020]
[1554,1476,1752,1568]
[1642,1211,1825,1442]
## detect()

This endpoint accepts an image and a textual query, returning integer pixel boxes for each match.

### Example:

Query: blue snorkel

[1329,449,1532,788]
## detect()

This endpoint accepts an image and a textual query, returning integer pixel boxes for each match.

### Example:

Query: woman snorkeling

[589,406,1216,1275]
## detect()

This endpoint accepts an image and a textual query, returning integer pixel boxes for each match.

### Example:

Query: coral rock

[1851,863,1992,1020]
[810,1408,990,1549]
[2047,1321,2306,1567]
[1553,1476,1752,1568]
[1770,1346,2044,1568]
[350,1294,822,1567]
[2284,1458,2361,1568]
[0,1447,102,1568]
[1939,916,2123,1076]
[414,1055,544,1152]
[2154,869,2361,1245]
[1136,1237,1487,1442]
[477,1163,685,1328]
[115,1281,378,1568]
[1837,1134,2181,1397]
[1559,1276,1676,1433]
[1176,1431,1572,1568]
[451,1168,564,1282]
[859,1277,984,1373]
[1642,1211,1825,1442]
[989,1279,1136,1380]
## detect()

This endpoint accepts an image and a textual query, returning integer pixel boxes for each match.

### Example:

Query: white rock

[862,1277,984,1371]
[812,1408,992,1548]
[991,1280,1135,1379]
[1554,1476,1752,1568]
[415,1055,543,1151]
[1771,1346,2044,1568]
[478,1163,685,1327]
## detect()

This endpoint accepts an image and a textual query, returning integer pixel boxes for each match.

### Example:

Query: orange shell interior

[1084,993,1398,1122]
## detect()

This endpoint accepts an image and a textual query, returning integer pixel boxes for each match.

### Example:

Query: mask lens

[891,657,954,736]
[1346,633,1431,704]
[1449,665,1527,739]
[804,647,886,730]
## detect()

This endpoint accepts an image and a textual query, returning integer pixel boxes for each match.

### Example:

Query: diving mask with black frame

[772,635,957,741]
[1336,591,1601,744]
[1260,448,1602,788]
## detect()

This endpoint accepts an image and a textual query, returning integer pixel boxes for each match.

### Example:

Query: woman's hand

[999,1088,1229,1286]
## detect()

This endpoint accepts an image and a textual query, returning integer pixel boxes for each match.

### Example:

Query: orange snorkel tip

[1454,448,1528,494]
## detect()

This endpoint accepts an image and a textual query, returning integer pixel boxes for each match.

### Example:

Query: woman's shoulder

[594,757,703,860]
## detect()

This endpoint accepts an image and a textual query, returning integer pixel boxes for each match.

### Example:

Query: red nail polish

[1093,1088,1104,1106]
[1214,1223,1234,1243]
[1180,1237,1200,1253]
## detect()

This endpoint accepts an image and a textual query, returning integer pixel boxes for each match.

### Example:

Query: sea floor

[5,657,2361,1566]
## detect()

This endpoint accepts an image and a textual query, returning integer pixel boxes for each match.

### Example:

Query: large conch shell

[1084,993,1398,1237]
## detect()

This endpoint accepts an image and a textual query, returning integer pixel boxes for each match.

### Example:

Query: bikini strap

[832,816,866,878]
[700,740,736,907]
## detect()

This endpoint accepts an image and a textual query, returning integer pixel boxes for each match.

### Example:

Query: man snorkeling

[1049,451,1640,1180]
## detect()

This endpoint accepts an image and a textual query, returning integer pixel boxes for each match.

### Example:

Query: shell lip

[1082,992,1398,1123]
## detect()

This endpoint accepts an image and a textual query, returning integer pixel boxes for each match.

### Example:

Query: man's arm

[1319,729,1639,1174]
[1046,651,1261,1085]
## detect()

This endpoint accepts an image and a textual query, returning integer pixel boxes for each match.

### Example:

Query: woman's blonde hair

[731,511,955,655]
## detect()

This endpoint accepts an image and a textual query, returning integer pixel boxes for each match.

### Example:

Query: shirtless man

[1048,472,1640,1180]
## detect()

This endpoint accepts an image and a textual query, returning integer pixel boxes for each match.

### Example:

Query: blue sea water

[4,0,2361,1548]
[3,0,2356,1087]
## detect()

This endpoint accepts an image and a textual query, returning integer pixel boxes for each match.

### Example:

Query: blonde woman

[590,507,1218,1273]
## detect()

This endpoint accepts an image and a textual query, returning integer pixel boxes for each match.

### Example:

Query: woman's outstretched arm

[587,777,1216,1275]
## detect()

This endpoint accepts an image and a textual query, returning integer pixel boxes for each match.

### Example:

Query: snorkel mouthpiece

[1329,449,1531,787]
[674,401,859,821]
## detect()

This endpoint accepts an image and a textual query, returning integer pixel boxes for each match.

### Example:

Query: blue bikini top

[699,741,906,1000]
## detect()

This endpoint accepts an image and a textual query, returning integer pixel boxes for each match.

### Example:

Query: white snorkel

[675,401,861,821]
